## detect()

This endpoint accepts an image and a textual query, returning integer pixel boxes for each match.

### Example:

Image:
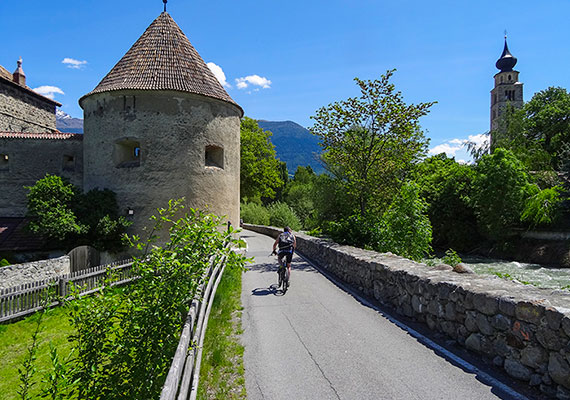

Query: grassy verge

[0,307,73,400]
[197,265,246,400]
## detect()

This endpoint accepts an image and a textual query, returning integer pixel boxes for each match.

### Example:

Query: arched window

[205,145,224,169]
[114,139,141,168]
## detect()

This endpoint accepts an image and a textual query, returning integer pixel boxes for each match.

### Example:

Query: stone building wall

[0,80,58,133]
[0,134,83,217]
[244,224,570,399]
[0,256,70,290]
[81,90,241,236]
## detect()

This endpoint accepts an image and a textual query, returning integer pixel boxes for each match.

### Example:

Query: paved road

[241,229,527,400]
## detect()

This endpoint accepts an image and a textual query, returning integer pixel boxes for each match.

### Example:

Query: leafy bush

[376,182,433,261]
[413,153,480,251]
[267,202,301,231]
[325,182,432,261]
[0,258,10,267]
[472,148,531,241]
[20,200,249,399]
[521,185,563,227]
[26,174,85,242]
[26,175,130,252]
[240,202,270,225]
[442,249,462,267]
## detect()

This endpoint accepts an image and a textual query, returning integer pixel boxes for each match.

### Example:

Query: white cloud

[466,133,488,150]
[33,85,64,99]
[62,58,87,69]
[449,138,464,145]
[429,143,463,156]
[235,74,272,90]
[207,62,230,88]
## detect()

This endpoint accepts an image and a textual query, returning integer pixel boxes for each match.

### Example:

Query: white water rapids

[463,257,570,290]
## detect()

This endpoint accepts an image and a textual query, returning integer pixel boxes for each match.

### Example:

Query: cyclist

[272,226,296,287]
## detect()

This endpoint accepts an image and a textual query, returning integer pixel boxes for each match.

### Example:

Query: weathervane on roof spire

[504,29,508,39]
[163,0,167,12]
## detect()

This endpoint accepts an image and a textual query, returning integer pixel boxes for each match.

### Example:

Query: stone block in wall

[516,300,548,324]
[0,256,70,289]
[549,353,570,389]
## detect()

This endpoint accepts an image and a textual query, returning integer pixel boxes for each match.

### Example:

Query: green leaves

[26,175,85,242]
[472,148,531,241]
[310,70,435,217]
[240,117,284,202]
[25,175,130,252]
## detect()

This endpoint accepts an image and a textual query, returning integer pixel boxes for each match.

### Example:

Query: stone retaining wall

[243,224,570,399]
[0,256,70,290]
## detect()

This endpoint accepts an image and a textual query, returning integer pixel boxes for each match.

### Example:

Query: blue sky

[1,0,569,162]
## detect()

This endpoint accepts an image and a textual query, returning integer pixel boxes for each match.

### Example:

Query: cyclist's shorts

[278,249,293,264]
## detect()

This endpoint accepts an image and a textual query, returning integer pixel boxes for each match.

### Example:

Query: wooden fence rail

[160,252,229,400]
[0,258,134,323]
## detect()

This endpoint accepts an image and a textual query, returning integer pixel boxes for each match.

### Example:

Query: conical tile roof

[80,12,241,114]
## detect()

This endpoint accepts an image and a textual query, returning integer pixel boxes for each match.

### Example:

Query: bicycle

[271,251,290,294]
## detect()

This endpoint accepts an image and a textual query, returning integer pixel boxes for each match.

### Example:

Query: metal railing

[0,259,134,323]
[160,253,228,400]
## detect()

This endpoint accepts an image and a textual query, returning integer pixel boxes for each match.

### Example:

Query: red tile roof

[0,131,83,140]
[0,217,46,252]
[80,12,242,115]
[0,72,62,107]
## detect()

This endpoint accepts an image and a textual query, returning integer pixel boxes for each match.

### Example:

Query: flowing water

[463,256,570,290]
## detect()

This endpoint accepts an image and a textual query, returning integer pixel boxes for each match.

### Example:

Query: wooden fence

[0,259,134,323]
[160,253,229,400]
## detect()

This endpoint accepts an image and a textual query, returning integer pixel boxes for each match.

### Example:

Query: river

[463,256,570,290]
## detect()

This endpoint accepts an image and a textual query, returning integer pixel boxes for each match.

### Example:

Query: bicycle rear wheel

[282,268,288,294]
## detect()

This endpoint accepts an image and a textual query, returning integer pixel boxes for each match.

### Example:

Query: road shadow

[247,259,317,274]
[251,284,286,297]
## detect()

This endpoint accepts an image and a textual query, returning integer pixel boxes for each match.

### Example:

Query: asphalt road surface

[241,229,528,400]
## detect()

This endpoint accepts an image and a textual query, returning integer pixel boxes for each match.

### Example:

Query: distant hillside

[257,120,323,174]
[56,110,83,133]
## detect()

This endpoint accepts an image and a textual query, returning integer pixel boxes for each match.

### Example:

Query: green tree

[413,153,480,251]
[284,166,317,228]
[240,117,284,203]
[73,189,131,253]
[310,70,435,216]
[26,175,130,252]
[472,148,531,241]
[377,182,432,261]
[490,86,570,171]
[26,174,85,242]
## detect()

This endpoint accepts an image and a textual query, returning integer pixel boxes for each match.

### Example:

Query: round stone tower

[79,12,243,236]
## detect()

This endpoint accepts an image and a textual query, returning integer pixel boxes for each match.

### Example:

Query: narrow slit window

[205,145,224,169]
[0,154,8,170]
[63,155,75,171]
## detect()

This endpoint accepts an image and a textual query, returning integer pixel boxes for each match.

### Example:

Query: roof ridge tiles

[0,132,83,140]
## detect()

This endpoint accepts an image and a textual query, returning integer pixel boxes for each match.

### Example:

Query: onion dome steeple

[495,36,517,72]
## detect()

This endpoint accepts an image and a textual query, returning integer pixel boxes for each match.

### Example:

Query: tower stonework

[80,12,243,236]
[490,37,523,134]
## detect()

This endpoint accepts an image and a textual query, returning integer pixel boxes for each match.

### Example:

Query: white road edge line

[296,252,530,400]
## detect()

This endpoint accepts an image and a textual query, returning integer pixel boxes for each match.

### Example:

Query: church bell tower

[490,36,524,135]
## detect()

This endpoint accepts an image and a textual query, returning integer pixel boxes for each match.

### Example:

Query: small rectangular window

[205,145,224,169]
[63,155,75,171]
[114,139,141,168]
